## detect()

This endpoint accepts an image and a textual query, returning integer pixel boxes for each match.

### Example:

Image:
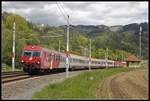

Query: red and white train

[20,45,126,73]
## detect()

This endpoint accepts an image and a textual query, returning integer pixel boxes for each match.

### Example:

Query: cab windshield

[22,51,41,57]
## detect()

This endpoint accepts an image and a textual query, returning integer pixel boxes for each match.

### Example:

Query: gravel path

[96,68,148,100]
[2,70,85,100]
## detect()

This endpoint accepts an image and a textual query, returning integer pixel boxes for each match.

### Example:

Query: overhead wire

[56,2,73,25]
[59,2,68,17]
[59,2,73,25]
[56,2,68,24]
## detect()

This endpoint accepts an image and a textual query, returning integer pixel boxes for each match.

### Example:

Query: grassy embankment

[2,63,21,72]
[32,67,137,99]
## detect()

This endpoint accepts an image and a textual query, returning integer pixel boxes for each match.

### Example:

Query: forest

[2,12,148,69]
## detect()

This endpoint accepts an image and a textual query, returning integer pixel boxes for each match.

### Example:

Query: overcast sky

[2,1,148,26]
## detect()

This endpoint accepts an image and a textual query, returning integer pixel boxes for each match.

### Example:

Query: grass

[2,63,21,72]
[32,67,136,99]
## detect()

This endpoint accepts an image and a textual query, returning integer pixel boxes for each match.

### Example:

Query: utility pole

[59,40,60,52]
[105,48,108,69]
[139,26,142,59]
[12,20,16,71]
[66,15,69,78]
[122,51,124,61]
[81,46,87,56]
[84,47,87,57]
[89,39,91,71]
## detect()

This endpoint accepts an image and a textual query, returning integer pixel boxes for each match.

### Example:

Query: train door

[55,54,60,68]
[41,51,47,68]
[52,54,60,68]
[43,51,49,68]
[48,53,52,69]
[52,53,56,68]
[50,53,54,69]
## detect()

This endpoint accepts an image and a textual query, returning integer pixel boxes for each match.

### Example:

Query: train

[20,45,127,73]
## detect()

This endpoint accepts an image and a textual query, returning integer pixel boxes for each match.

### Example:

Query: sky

[2,1,148,26]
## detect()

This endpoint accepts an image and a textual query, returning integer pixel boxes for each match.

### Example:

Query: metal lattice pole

[105,48,108,69]
[66,15,69,78]
[12,20,16,71]
[89,39,91,71]
[59,40,60,52]
[139,26,142,59]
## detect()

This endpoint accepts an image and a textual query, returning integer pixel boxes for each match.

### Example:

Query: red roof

[126,55,141,62]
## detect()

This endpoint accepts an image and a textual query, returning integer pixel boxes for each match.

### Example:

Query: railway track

[2,68,101,84]
[2,71,37,84]
[2,71,24,75]
[2,70,62,84]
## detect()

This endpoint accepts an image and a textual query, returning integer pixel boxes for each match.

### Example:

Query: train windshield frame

[22,51,41,57]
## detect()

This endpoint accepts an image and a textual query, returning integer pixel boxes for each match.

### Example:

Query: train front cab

[21,46,42,73]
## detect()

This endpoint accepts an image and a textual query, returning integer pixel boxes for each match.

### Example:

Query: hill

[64,22,148,59]
[2,12,148,68]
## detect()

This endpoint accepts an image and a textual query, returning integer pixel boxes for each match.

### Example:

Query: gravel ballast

[2,70,84,100]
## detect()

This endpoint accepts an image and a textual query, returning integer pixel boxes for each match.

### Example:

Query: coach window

[61,56,63,62]
[61,57,63,62]
[59,55,61,61]
[72,58,74,62]
[44,52,47,58]
[62,57,64,62]
[56,55,57,61]
[62,56,64,62]
[57,55,59,61]
[63,56,65,62]
[59,55,60,61]
[80,60,82,63]
[63,57,65,62]
[51,54,54,61]
[69,57,71,62]
[75,59,77,62]
[73,58,75,63]
[60,55,62,61]
[56,55,58,61]
[58,55,60,61]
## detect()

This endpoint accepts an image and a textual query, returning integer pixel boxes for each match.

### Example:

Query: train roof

[23,45,59,52]
[23,45,43,51]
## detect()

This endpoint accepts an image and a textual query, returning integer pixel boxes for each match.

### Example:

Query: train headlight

[29,57,32,60]
[37,61,40,64]
[21,60,24,63]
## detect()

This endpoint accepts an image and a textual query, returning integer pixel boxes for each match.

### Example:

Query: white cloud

[2,1,148,26]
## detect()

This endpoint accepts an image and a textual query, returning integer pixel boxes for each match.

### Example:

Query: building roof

[126,55,141,62]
